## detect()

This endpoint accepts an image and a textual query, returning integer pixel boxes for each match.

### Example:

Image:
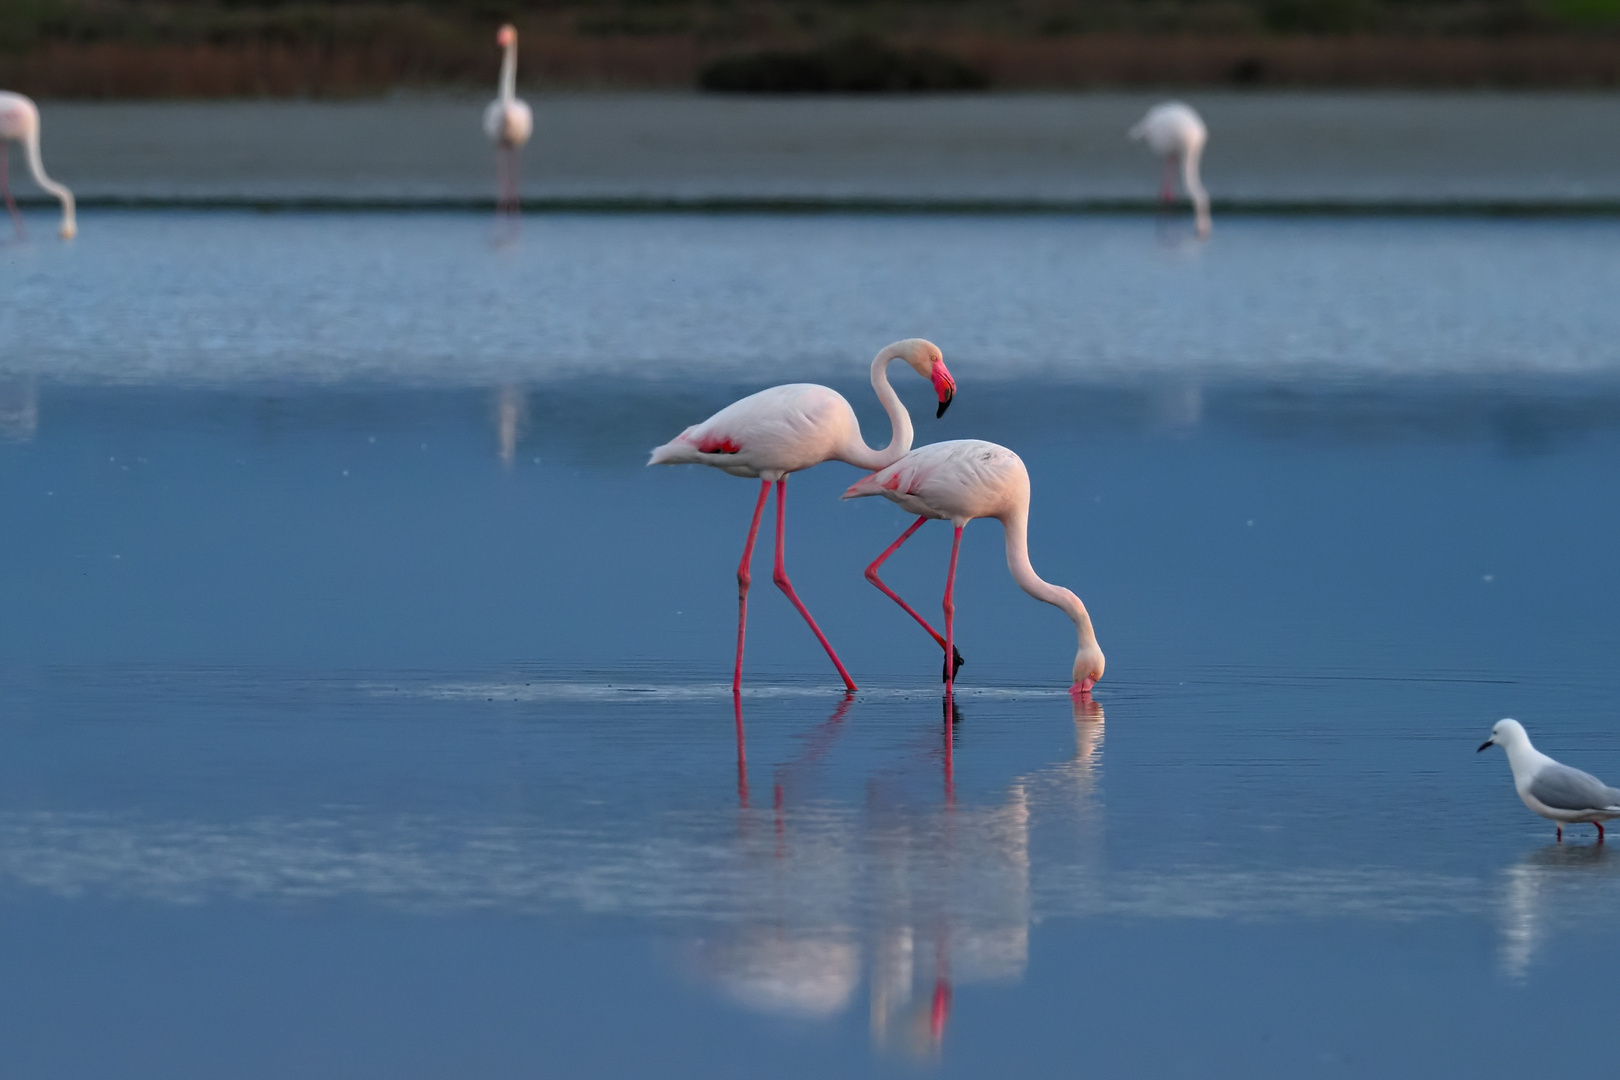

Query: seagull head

[1479,717,1529,753]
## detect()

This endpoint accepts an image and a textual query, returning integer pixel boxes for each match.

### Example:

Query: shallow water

[3,212,1620,1076]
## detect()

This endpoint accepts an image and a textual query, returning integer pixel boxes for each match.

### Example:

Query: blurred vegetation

[1,0,1618,94]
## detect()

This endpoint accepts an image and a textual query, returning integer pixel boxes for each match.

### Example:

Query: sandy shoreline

[13,91,1620,210]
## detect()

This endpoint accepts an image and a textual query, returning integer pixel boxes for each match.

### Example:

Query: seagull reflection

[1499,841,1620,979]
[494,384,527,466]
[0,377,38,442]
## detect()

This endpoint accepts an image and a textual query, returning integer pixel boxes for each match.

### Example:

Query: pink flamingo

[650,339,957,694]
[1129,101,1210,238]
[0,91,75,240]
[483,25,533,217]
[843,439,1104,697]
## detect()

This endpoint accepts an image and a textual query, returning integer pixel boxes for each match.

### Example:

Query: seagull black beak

[1477,739,1495,753]
[936,388,954,419]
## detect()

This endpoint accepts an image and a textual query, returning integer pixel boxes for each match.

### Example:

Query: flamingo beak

[931,363,956,419]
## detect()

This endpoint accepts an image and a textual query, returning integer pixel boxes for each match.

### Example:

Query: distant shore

[4,35,1620,98]
[12,93,1620,212]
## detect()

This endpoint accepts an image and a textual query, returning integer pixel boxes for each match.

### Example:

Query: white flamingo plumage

[1129,101,1210,237]
[483,24,533,216]
[842,439,1104,697]
[0,91,75,240]
[650,339,957,694]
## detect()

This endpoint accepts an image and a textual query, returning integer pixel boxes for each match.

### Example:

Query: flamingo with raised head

[0,92,75,240]
[843,439,1104,698]
[483,24,533,216]
[650,339,957,694]
[1129,101,1209,237]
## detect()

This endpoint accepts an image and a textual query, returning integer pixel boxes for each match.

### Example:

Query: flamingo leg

[733,479,771,696]
[865,516,965,678]
[732,691,749,809]
[1,145,22,240]
[1598,821,1607,843]
[942,524,963,694]
[771,477,858,692]
[508,146,521,216]
[1161,154,1178,204]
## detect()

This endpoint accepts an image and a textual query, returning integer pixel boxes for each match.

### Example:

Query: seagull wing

[1528,763,1620,813]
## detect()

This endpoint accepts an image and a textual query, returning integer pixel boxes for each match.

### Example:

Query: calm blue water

[3,211,1620,1076]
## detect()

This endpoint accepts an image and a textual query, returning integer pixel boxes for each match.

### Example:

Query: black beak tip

[936,394,953,419]
[1477,740,1494,753]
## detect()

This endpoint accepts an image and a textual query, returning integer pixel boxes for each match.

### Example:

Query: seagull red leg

[732,479,771,695]
[1598,821,1607,843]
[942,524,963,695]
[771,477,858,692]
[865,516,965,678]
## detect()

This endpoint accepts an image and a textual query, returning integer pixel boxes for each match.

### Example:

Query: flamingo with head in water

[1129,101,1209,237]
[0,92,75,240]
[483,24,533,216]
[650,339,957,694]
[843,439,1104,698]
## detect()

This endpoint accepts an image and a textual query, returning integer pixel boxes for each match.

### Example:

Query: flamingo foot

[940,646,965,683]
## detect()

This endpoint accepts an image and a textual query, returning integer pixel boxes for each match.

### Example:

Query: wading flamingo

[483,24,533,216]
[843,439,1104,698]
[650,339,957,694]
[1129,101,1209,237]
[0,92,75,240]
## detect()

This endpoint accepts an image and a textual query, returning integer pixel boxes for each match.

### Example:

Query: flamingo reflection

[703,691,1104,1061]
[494,385,527,466]
[0,377,37,442]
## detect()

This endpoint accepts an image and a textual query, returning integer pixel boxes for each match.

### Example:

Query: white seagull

[1478,719,1620,842]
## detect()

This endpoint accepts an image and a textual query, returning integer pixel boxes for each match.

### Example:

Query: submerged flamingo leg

[942,525,963,694]
[865,516,966,678]
[732,479,772,695]
[1161,154,1178,203]
[1598,821,1607,843]
[1,145,22,240]
[772,477,858,692]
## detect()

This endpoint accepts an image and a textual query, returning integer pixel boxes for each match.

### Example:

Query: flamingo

[842,439,1104,698]
[1128,101,1209,237]
[0,92,75,240]
[649,339,957,694]
[483,24,533,217]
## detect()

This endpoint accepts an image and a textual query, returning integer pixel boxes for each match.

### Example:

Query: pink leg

[942,525,963,695]
[1598,821,1607,843]
[1557,825,1563,842]
[732,691,750,809]
[508,147,521,216]
[1,145,22,240]
[733,479,772,696]
[772,477,858,692]
[1161,154,1178,204]
[865,516,963,679]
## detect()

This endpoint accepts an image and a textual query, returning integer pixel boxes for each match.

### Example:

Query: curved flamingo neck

[839,344,916,471]
[1182,143,1209,235]
[22,126,73,237]
[499,41,518,102]
[1001,501,1098,651]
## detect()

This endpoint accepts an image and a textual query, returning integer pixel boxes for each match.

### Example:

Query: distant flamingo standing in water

[1129,101,1209,237]
[650,339,957,694]
[483,24,533,217]
[0,92,75,240]
[843,439,1104,697]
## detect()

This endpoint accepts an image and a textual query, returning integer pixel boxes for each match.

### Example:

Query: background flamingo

[483,25,533,217]
[843,439,1104,697]
[0,91,75,240]
[649,339,957,694]
[1129,101,1210,237]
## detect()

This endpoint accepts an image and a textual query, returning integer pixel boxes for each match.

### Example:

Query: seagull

[1478,718,1620,842]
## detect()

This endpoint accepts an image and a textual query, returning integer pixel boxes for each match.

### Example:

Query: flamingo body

[1128,100,1209,237]
[0,91,75,239]
[485,25,533,216]
[844,439,1104,696]
[651,340,957,694]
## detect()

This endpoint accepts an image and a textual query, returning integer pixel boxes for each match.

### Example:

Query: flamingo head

[888,338,955,418]
[497,24,517,48]
[1071,645,1105,698]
